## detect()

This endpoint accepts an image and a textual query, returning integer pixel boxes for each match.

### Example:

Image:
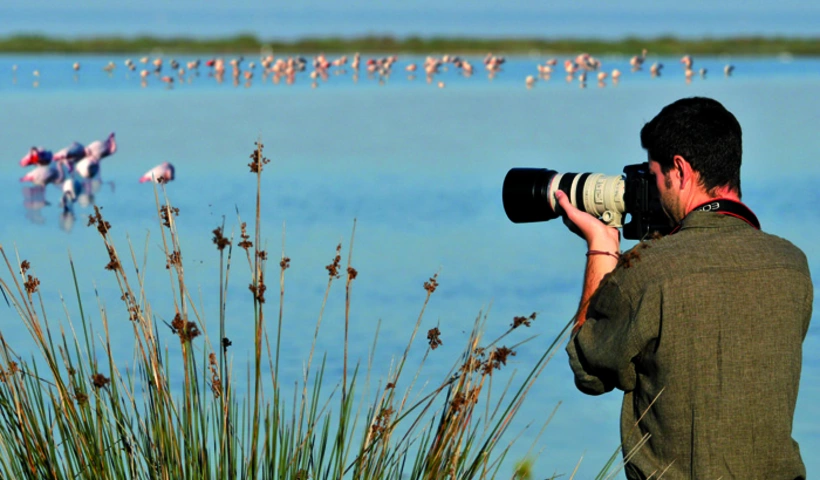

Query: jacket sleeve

[566,276,659,395]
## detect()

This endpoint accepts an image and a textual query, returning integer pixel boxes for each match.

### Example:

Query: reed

[0,140,584,479]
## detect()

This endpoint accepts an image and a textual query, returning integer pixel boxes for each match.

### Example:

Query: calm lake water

[1,53,818,478]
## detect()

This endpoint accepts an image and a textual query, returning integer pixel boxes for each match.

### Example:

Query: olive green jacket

[566,211,813,479]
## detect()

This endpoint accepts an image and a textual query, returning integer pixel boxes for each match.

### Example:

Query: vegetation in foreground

[1,34,819,56]
[0,141,641,479]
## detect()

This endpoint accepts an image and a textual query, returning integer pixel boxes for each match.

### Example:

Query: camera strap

[669,198,760,235]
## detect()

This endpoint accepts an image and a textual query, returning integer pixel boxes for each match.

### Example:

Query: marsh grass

[0,141,582,479]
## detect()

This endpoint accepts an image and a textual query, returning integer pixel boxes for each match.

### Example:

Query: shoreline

[1,34,819,56]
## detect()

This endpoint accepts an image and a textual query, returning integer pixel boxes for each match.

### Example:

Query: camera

[502,162,673,240]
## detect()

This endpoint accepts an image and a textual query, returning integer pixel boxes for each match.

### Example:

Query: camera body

[502,162,673,240]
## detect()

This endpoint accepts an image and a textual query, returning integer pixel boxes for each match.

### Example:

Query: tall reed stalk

[0,140,579,479]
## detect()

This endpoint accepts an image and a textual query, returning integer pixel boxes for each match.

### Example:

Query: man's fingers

[555,190,579,219]
[554,190,571,213]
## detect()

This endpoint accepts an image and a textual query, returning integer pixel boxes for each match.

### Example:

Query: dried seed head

[166,250,182,269]
[238,222,253,250]
[212,226,231,251]
[248,141,271,173]
[91,373,110,389]
[88,206,112,235]
[483,346,516,375]
[511,312,537,329]
[20,260,30,274]
[325,244,342,279]
[427,327,443,350]
[423,274,439,294]
[170,313,200,343]
[222,337,232,352]
[450,392,467,412]
[104,245,121,271]
[24,274,40,294]
[159,204,180,228]
[370,405,395,436]
[249,276,267,303]
[347,266,357,280]
[280,257,291,270]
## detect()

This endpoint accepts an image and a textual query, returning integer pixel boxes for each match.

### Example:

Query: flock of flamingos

[15,48,735,89]
[18,133,174,231]
[14,48,734,231]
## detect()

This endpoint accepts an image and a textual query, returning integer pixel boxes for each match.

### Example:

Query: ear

[672,155,694,189]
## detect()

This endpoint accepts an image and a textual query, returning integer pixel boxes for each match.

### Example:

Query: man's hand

[554,190,621,252]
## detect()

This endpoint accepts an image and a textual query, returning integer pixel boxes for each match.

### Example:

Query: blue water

[1,54,818,478]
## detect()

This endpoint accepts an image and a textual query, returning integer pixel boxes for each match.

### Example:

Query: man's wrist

[587,241,620,253]
[586,250,620,260]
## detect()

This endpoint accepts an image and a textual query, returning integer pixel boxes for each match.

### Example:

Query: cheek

[654,176,664,192]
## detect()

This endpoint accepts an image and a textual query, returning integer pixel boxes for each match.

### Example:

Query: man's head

[640,97,743,198]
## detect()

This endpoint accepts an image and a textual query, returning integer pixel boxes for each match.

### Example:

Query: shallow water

[1,54,818,478]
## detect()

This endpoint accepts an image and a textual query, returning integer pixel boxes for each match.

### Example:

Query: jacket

[566,211,813,479]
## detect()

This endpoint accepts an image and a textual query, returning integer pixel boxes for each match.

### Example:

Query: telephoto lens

[502,168,626,227]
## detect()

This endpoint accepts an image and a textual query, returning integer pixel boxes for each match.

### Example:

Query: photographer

[560,97,812,479]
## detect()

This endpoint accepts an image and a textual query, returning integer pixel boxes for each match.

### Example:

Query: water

[1,53,818,478]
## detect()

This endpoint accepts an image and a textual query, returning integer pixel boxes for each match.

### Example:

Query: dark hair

[640,97,742,196]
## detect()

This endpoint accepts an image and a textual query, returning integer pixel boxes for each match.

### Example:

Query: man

[559,97,812,479]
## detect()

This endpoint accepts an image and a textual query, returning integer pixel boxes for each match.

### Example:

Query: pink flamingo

[82,132,117,160]
[140,162,175,183]
[630,48,648,72]
[20,161,70,187]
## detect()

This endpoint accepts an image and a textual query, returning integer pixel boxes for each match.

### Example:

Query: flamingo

[630,48,648,72]
[74,156,101,179]
[84,132,117,160]
[525,75,536,89]
[20,147,53,167]
[140,162,175,183]
[20,162,70,187]
[53,141,86,164]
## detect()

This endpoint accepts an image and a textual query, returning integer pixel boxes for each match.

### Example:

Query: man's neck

[682,187,741,218]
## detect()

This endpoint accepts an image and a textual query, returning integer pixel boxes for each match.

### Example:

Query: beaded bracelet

[586,250,620,260]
